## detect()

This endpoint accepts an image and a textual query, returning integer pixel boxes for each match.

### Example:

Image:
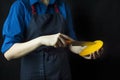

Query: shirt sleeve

[1,1,25,54]
[64,1,78,40]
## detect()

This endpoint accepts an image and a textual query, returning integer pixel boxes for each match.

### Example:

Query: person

[1,0,103,80]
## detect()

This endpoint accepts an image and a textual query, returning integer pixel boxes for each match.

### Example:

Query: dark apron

[20,4,71,80]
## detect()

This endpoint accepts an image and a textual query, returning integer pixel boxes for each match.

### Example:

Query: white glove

[70,45,104,59]
[40,33,74,48]
[69,41,104,60]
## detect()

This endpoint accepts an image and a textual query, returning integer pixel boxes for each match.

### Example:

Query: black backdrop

[1,0,120,80]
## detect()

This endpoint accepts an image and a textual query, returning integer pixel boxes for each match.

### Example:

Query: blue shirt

[1,0,77,53]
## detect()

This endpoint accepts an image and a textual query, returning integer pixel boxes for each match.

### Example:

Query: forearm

[4,37,43,61]
[4,33,72,61]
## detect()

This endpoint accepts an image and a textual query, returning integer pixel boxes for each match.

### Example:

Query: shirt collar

[30,0,48,14]
[30,0,57,6]
[30,0,40,6]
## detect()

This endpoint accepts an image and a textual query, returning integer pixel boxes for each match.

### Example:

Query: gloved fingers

[91,51,100,59]
[82,54,92,59]
[99,47,104,56]
[60,34,74,44]
[58,37,67,47]
[94,47,104,59]
[54,36,67,48]
[52,33,61,47]
[82,47,104,60]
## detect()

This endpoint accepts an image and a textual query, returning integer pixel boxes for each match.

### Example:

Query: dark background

[1,0,120,80]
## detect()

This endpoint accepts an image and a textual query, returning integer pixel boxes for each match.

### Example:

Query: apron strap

[31,4,59,15]
[31,5,36,15]
[54,4,59,13]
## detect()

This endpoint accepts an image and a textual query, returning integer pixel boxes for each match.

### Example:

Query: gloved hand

[40,33,74,47]
[69,40,104,60]
[82,47,104,59]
